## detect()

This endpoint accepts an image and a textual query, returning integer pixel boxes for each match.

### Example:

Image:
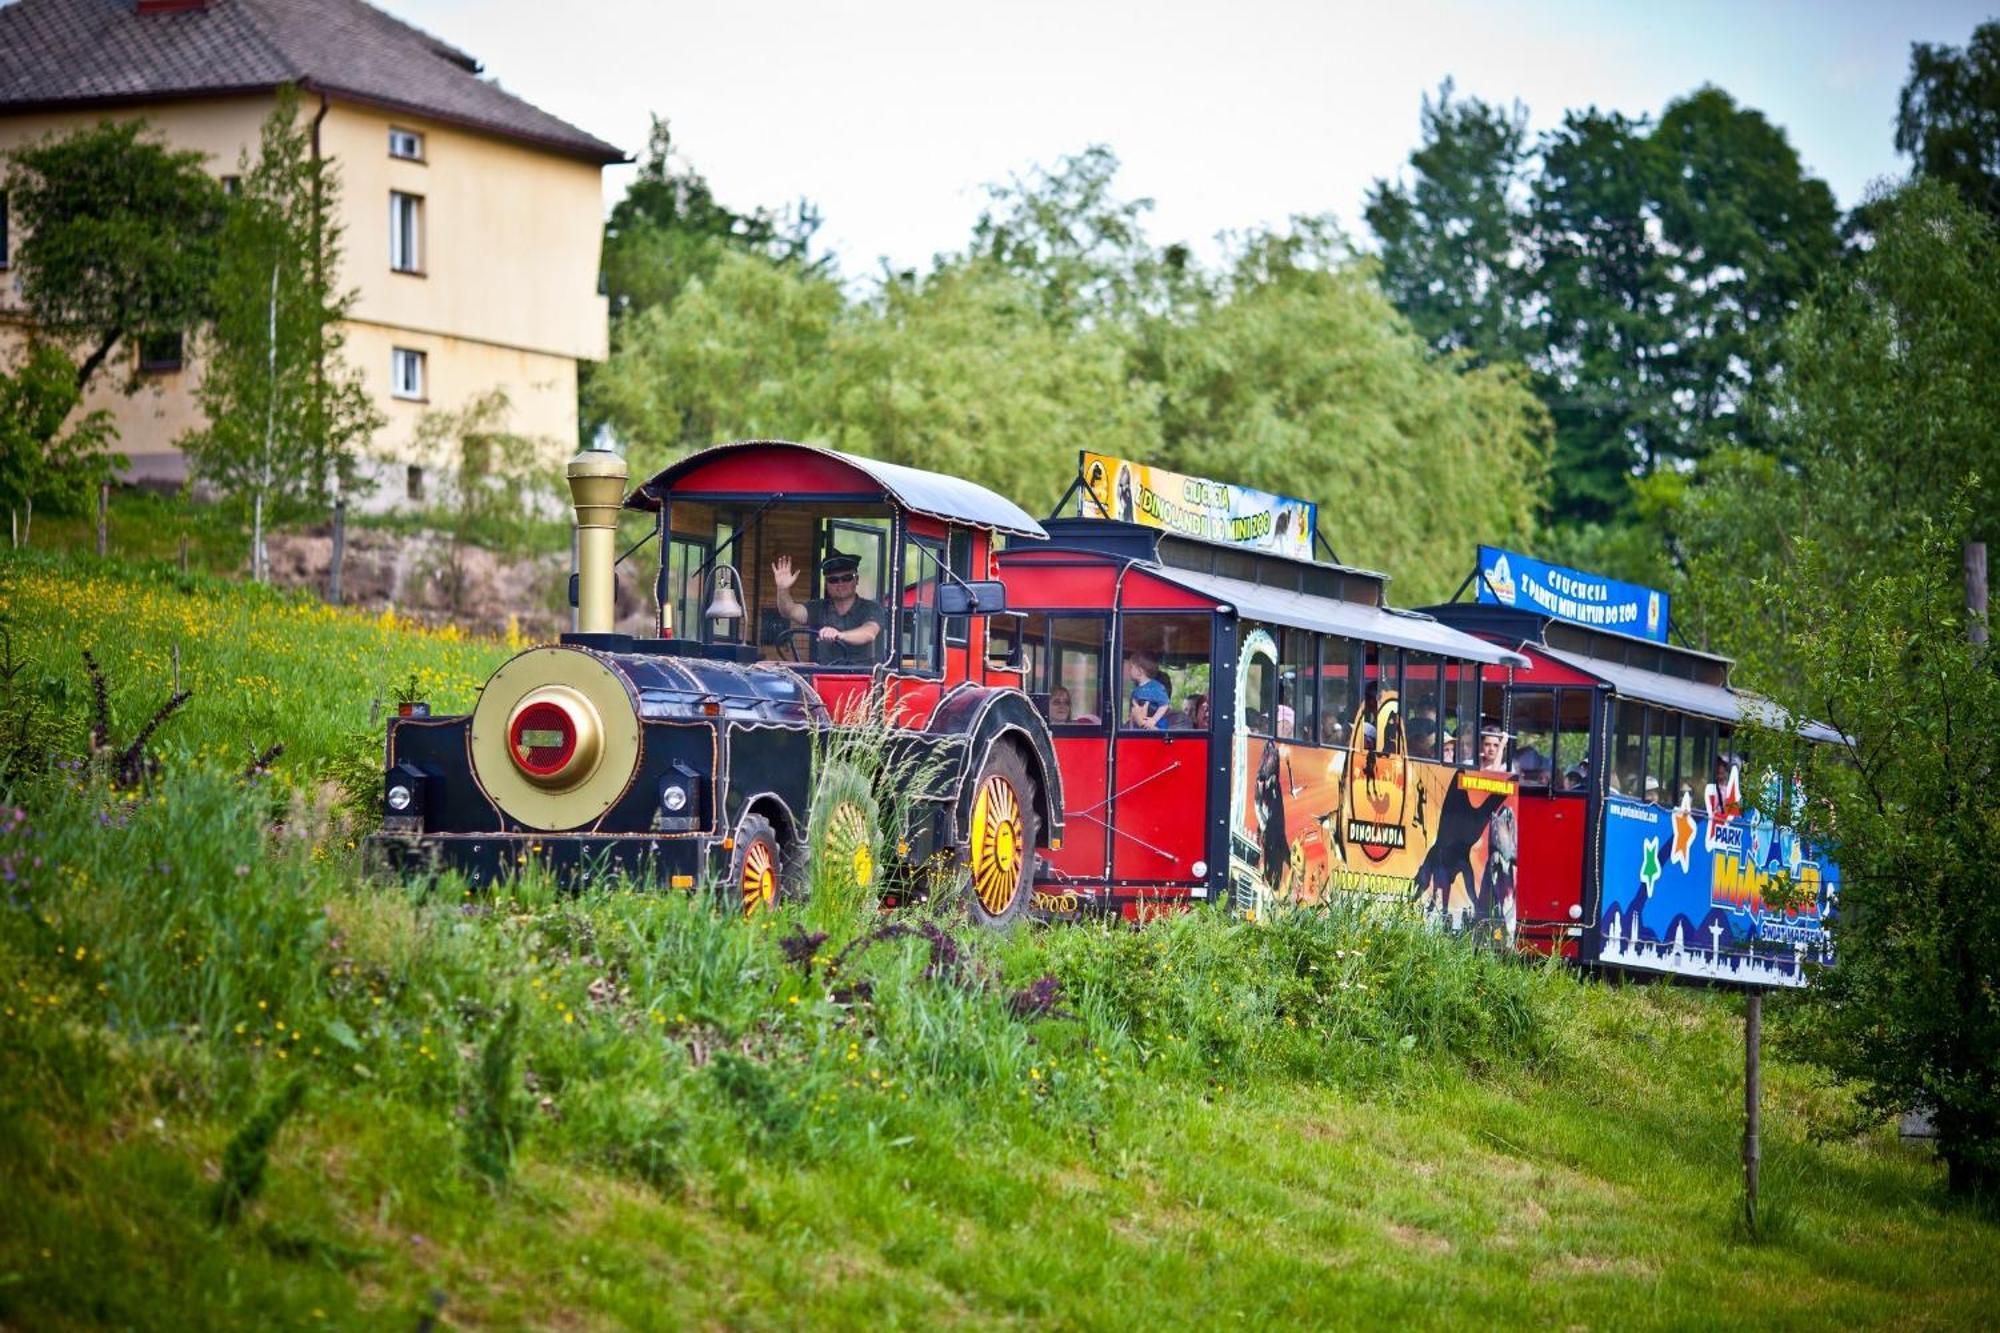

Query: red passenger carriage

[991,457,1528,929]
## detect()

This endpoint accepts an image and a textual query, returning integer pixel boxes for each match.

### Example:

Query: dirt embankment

[264,527,658,640]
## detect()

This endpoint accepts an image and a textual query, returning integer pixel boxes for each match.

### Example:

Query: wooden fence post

[1744,991,1762,1231]
[328,497,348,605]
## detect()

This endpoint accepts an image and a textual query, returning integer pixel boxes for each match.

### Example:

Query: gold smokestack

[566,446,628,635]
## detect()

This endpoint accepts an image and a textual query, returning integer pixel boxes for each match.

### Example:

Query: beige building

[0,0,623,498]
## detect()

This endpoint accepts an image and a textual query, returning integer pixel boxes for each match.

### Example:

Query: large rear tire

[964,742,1040,928]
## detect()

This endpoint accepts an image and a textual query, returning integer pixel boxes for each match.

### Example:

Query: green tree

[586,248,843,481]
[1528,108,1670,523]
[1153,221,1550,600]
[178,87,382,581]
[1650,88,1839,455]
[827,258,1162,514]
[3,119,223,392]
[1897,20,2000,221]
[1676,179,2000,677]
[601,116,823,323]
[1364,81,1534,367]
[1528,92,1838,524]
[968,144,1201,330]
[0,340,118,546]
[1763,510,2000,1200]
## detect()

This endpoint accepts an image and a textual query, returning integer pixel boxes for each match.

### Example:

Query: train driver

[772,553,886,666]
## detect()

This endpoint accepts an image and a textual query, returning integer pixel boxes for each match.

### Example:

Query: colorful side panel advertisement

[1079,451,1316,563]
[1227,630,1520,942]
[1476,545,1670,644]
[1593,773,1838,987]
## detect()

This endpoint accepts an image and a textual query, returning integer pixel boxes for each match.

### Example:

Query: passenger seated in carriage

[1122,649,1172,730]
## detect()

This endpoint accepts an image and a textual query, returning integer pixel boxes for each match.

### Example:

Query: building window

[406,464,425,502]
[388,128,425,162]
[138,332,184,373]
[389,191,423,273]
[220,175,241,196]
[391,347,426,399]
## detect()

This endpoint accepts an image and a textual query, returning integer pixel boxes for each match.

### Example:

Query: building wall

[0,91,607,487]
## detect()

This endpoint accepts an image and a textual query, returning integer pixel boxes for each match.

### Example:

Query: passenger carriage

[368,440,1062,922]
[990,456,1530,930]
[1425,547,1841,986]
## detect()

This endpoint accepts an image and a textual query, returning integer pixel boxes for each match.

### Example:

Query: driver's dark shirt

[805,596,887,666]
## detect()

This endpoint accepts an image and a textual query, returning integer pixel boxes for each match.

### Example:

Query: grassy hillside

[2,552,1996,1329]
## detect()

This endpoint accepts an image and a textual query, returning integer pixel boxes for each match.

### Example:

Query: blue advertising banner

[1591,768,1838,988]
[1476,545,1669,643]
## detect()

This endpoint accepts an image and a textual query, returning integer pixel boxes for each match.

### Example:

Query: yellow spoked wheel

[827,799,876,888]
[740,839,778,913]
[970,776,1023,914]
[965,744,1039,925]
[726,812,787,915]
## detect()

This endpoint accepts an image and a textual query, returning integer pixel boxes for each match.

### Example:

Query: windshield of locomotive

[662,499,900,668]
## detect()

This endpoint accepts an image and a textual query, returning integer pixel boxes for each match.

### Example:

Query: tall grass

[6,549,1995,1326]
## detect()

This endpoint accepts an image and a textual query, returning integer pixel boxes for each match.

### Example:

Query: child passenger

[1123,650,1171,730]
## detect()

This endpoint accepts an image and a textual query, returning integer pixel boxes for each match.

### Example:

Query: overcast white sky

[392,0,1990,277]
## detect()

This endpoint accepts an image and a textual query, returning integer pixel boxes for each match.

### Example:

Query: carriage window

[1242,653,1275,736]
[1318,635,1358,747]
[1359,642,1396,750]
[1050,616,1107,727]
[1402,653,1442,760]
[1684,716,1718,807]
[1647,707,1680,808]
[1554,688,1593,791]
[1121,613,1211,732]
[898,536,943,670]
[945,529,974,645]
[1511,689,1555,789]
[1445,662,1481,767]
[1277,629,1312,742]
[826,519,889,605]
[1481,674,1507,763]
[986,612,1026,672]
[1611,699,1647,799]
[664,535,710,640]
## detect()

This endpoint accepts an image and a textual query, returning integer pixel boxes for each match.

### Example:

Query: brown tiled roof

[0,0,625,162]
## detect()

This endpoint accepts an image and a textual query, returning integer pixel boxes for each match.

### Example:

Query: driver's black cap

[820,553,862,578]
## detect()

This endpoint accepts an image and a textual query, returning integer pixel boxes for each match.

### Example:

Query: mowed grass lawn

[1,551,1995,1329]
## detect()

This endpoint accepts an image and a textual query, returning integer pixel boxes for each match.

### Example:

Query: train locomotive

[367,440,1064,921]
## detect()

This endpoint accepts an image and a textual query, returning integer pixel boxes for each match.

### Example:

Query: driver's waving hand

[772,553,885,665]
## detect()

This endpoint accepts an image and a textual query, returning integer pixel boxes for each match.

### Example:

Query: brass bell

[703,565,745,621]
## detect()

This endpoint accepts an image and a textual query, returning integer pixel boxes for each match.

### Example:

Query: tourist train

[368,442,1839,987]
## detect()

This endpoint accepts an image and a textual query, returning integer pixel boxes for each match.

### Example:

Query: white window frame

[388,128,425,162]
[391,347,426,400]
[389,191,423,274]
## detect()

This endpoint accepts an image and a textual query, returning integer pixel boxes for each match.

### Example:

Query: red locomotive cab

[621,441,1066,917]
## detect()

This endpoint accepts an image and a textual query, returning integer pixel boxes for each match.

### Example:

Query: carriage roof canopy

[1163,566,1531,668]
[626,440,1049,539]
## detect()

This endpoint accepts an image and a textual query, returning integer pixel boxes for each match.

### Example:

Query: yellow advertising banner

[1078,452,1317,562]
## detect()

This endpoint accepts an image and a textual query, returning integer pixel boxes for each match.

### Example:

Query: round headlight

[661,783,689,812]
[386,783,414,812]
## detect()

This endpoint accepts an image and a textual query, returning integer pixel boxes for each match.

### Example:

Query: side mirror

[938,580,1008,615]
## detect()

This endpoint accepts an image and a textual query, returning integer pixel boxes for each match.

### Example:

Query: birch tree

[180,86,380,579]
